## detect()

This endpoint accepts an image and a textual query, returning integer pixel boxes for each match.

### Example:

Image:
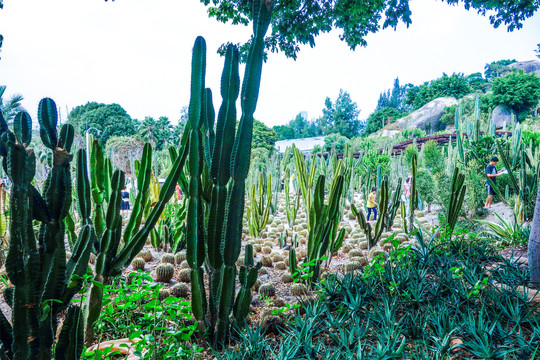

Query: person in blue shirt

[484,156,502,209]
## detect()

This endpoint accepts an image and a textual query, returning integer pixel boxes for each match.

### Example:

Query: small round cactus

[259,283,275,297]
[178,268,191,282]
[171,282,190,298]
[259,267,268,275]
[161,253,175,264]
[174,251,187,264]
[158,288,170,301]
[262,246,272,254]
[89,253,97,265]
[275,261,287,270]
[290,283,308,296]
[272,254,284,263]
[179,260,190,269]
[155,263,174,282]
[281,273,293,283]
[359,241,368,249]
[139,250,153,262]
[261,256,273,267]
[349,249,362,258]
[253,279,262,292]
[236,257,245,266]
[369,247,384,258]
[341,244,353,253]
[383,242,394,252]
[345,261,361,272]
[254,244,262,252]
[131,257,146,270]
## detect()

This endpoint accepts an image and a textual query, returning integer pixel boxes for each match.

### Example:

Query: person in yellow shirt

[367,187,378,221]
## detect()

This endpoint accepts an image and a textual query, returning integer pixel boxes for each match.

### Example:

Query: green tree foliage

[522,128,540,151]
[363,107,405,136]
[358,150,391,178]
[404,73,471,110]
[491,71,540,116]
[138,116,173,151]
[484,59,516,79]
[201,0,538,60]
[323,133,348,154]
[273,113,321,140]
[467,72,489,92]
[404,144,418,168]
[67,102,137,144]
[0,85,24,122]
[252,119,277,150]
[376,77,411,112]
[422,140,444,173]
[416,170,436,208]
[321,89,362,138]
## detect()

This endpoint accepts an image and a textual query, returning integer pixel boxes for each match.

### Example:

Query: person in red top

[175,183,182,203]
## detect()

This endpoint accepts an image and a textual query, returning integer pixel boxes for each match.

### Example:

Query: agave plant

[478,212,530,246]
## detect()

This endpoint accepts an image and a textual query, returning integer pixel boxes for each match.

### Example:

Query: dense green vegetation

[1,0,540,359]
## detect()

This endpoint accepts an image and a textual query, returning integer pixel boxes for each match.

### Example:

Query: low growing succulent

[155,263,175,282]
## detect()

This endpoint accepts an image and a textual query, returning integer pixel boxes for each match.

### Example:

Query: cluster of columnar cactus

[0,99,88,360]
[183,0,272,347]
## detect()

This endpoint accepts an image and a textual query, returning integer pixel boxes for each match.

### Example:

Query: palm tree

[155,116,172,150]
[138,116,158,147]
[0,85,24,122]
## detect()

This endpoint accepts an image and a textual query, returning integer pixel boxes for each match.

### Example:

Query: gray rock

[397,97,458,131]
[508,60,540,77]
[491,105,514,129]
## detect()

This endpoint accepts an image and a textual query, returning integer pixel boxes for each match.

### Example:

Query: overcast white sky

[0,0,539,128]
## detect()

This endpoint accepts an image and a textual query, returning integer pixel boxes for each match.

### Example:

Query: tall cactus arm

[110,138,189,273]
[13,111,32,146]
[37,98,58,150]
[55,305,84,360]
[123,143,152,243]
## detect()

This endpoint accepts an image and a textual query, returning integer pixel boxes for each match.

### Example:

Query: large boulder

[397,97,458,131]
[508,60,540,77]
[491,105,514,129]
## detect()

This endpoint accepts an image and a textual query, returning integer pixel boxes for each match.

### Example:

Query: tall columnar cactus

[0,99,90,360]
[284,168,300,227]
[408,153,418,233]
[293,144,316,225]
[384,177,403,230]
[446,167,466,233]
[305,173,344,286]
[246,172,271,237]
[185,0,272,347]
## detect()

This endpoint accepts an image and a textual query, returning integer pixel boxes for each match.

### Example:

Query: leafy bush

[358,150,391,178]
[399,128,426,141]
[404,144,418,168]
[324,133,348,154]
[422,140,444,173]
[491,70,540,117]
[404,73,472,110]
[416,170,436,210]
[522,128,540,151]
[85,271,200,359]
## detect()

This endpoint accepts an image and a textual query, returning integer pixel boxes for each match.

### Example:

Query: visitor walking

[280,172,285,192]
[485,156,503,209]
[367,187,378,221]
[121,187,130,214]
[404,175,411,215]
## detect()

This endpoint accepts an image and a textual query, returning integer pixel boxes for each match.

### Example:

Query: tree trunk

[528,178,540,287]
